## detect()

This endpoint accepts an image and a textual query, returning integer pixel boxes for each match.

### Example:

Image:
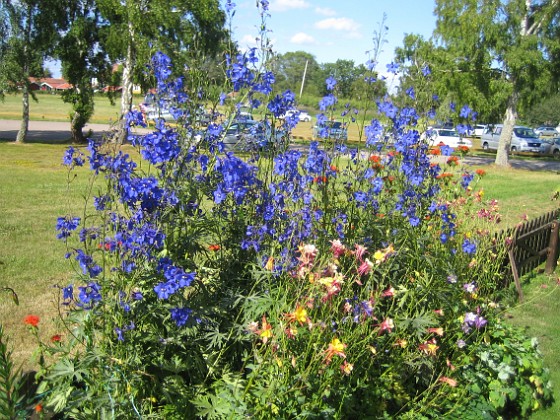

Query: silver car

[534,126,558,137]
[549,137,560,157]
[481,125,544,153]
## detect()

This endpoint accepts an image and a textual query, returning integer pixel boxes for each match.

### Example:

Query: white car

[470,124,487,137]
[282,109,312,122]
[428,128,473,149]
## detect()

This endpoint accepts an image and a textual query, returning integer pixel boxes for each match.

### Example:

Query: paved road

[0,119,118,143]
[2,119,559,172]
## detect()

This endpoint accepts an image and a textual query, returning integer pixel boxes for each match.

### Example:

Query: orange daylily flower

[393,338,408,348]
[427,327,444,336]
[285,305,309,325]
[439,376,458,387]
[419,338,439,356]
[378,318,394,335]
[340,361,354,375]
[257,316,273,343]
[324,337,347,364]
[265,256,274,271]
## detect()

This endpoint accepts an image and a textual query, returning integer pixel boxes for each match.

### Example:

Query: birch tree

[434,0,560,166]
[0,0,62,143]
[97,0,226,142]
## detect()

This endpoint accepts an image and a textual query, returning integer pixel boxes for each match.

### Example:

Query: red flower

[35,403,43,413]
[446,156,459,166]
[475,168,486,177]
[208,244,220,251]
[24,315,40,327]
[51,334,62,343]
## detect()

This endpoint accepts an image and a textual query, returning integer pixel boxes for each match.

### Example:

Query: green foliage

[524,93,560,126]
[0,325,28,419]
[453,322,553,418]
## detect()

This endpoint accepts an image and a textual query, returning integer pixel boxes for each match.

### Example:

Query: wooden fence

[497,209,560,300]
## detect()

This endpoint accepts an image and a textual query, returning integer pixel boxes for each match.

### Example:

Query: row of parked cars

[479,124,560,156]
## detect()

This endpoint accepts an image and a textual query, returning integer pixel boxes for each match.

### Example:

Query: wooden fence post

[545,221,560,274]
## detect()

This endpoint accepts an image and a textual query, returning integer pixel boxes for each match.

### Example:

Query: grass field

[0,92,143,125]
[1,135,559,416]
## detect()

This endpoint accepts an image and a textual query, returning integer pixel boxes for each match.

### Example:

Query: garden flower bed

[2,2,553,418]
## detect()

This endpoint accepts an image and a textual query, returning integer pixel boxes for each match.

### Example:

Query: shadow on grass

[0,129,105,145]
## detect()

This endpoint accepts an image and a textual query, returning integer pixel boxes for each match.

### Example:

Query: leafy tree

[431,0,560,166]
[524,93,560,126]
[272,51,323,97]
[321,59,361,98]
[58,0,111,143]
[96,0,227,142]
[350,64,387,102]
[0,0,63,143]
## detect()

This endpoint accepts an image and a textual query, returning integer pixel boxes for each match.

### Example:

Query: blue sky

[231,0,438,71]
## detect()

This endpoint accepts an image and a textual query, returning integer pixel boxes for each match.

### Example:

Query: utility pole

[299,59,308,99]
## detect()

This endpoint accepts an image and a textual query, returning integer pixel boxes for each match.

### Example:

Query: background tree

[96,0,227,142]
[432,0,560,166]
[272,51,323,97]
[0,0,63,143]
[321,59,361,98]
[524,93,560,126]
[58,0,111,143]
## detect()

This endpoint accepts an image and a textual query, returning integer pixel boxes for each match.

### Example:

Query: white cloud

[238,34,276,52]
[315,6,336,16]
[314,17,362,38]
[238,34,260,50]
[290,32,316,45]
[270,0,310,12]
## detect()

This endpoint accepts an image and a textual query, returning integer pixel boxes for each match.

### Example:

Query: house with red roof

[29,77,72,91]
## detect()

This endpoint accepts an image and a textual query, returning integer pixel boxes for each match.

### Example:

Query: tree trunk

[70,111,86,143]
[495,90,519,167]
[15,82,29,144]
[116,20,135,144]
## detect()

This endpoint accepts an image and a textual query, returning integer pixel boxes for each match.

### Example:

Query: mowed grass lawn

[1,139,560,416]
[0,92,143,125]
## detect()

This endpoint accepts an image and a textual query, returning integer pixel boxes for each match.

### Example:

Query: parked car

[549,137,560,157]
[145,108,178,123]
[427,128,472,149]
[285,109,312,122]
[220,120,287,152]
[534,126,558,137]
[470,124,487,137]
[312,121,348,141]
[481,125,544,153]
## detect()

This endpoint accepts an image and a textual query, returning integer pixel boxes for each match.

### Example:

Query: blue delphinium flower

[170,307,193,327]
[325,76,337,90]
[76,282,102,309]
[386,62,399,74]
[62,284,74,305]
[364,119,384,148]
[461,172,474,189]
[459,105,472,119]
[225,0,236,13]
[318,94,337,111]
[406,87,415,99]
[462,239,477,255]
[56,216,81,240]
[62,146,85,167]
[74,249,102,278]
